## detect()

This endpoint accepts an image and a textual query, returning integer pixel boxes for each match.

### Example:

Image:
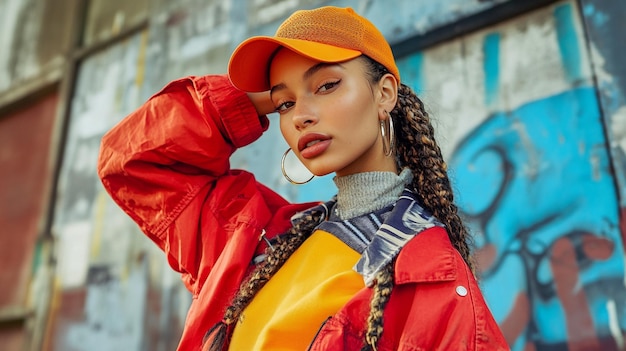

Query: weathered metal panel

[47,31,188,351]
[579,0,626,211]
[0,326,25,351]
[396,1,625,349]
[0,93,58,349]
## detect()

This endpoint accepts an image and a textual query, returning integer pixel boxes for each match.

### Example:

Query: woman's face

[269,49,398,177]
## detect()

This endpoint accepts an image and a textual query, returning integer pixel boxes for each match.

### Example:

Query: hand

[247,91,275,116]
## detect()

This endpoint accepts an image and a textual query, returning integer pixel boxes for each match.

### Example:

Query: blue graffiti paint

[396,52,424,94]
[453,147,505,219]
[582,3,609,27]
[450,86,626,349]
[483,33,500,107]
[555,4,583,84]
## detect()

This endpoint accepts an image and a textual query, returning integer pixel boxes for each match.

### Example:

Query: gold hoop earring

[381,111,395,157]
[281,148,314,184]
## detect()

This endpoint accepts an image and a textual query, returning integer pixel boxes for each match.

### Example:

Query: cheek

[340,102,379,135]
[360,118,382,144]
[337,88,378,128]
[279,118,297,147]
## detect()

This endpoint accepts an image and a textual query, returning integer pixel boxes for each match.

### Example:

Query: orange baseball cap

[228,6,400,92]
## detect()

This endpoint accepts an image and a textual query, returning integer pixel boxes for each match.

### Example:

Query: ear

[377,73,398,120]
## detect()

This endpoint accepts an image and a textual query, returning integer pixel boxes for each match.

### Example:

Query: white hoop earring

[281,148,314,184]
[381,111,395,157]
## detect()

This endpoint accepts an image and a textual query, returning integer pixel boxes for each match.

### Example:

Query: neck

[333,168,413,219]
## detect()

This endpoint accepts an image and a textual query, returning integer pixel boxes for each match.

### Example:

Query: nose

[292,101,318,130]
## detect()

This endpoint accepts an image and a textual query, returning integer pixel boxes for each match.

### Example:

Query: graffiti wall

[395,1,625,349]
[24,0,624,350]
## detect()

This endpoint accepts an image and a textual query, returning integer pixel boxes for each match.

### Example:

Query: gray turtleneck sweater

[333,168,413,220]
[311,168,413,254]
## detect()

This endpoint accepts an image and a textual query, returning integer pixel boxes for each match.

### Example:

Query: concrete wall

[0,0,624,350]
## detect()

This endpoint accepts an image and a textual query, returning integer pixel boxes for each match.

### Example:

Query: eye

[274,100,295,113]
[317,79,341,93]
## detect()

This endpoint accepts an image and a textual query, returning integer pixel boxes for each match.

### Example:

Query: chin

[299,160,326,175]
[307,165,335,177]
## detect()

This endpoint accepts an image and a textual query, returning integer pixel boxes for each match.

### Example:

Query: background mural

[0,0,624,350]
[395,3,625,349]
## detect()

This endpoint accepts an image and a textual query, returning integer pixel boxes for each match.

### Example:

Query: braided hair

[204,55,474,351]
[202,209,325,351]
[358,56,475,350]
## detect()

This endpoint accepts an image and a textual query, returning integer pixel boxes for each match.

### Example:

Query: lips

[297,133,331,159]
[297,133,330,151]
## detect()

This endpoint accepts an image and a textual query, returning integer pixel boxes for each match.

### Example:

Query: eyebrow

[270,62,340,97]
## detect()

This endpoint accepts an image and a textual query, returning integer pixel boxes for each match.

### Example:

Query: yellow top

[229,229,364,350]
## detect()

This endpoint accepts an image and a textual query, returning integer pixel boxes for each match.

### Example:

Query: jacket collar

[353,189,446,286]
[292,189,454,287]
[393,225,458,284]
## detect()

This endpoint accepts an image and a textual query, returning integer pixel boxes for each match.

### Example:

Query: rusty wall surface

[0,93,58,349]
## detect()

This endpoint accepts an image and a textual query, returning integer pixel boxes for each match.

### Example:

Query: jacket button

[456,285,468,297]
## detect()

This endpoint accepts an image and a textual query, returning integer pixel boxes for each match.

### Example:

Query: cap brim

[228,36,362,92]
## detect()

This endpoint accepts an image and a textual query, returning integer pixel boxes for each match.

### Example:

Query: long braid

[203,209,325,351]
[361,262,394,351]
[392,84,474,270]
[359,56,475,350]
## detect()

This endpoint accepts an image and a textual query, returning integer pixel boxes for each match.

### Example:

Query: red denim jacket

[308,226,508,350]
[98,74,509,350]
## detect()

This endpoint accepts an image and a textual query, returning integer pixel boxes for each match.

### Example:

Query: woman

[98,6,508,351]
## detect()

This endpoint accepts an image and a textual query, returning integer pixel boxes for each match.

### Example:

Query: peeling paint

[611,106,626,151]
[606,299,624,349]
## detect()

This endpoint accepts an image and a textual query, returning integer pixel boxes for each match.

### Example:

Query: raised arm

[97,74,271,288]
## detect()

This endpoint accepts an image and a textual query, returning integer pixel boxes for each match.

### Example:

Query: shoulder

[310,226,509,350]
[389,226,509,350]
[395,226,458,283]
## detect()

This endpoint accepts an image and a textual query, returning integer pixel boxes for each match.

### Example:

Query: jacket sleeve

[97,74,271,290]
